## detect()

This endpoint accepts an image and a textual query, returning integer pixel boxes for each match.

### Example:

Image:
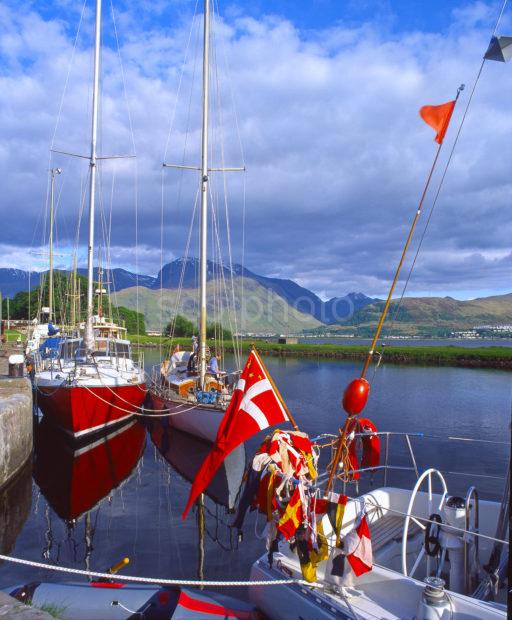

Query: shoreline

[129,337,512,369]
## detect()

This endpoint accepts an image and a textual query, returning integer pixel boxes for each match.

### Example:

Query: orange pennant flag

[419,100,456,144]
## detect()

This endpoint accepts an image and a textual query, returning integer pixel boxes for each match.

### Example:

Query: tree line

[1,271,146,335]
[165,314,232,340]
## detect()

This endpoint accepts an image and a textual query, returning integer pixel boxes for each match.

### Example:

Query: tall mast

[84,0,102,351]
[199,0,210,388]
[48,167,61,324]
[78,278,81,325]
[71,254,77,328]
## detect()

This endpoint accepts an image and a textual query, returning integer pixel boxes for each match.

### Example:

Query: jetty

[0,345,52,617]
[0,344,32,487]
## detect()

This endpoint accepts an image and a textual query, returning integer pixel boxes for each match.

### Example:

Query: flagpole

[326,85,464,496]
[327,118,445,495]
[359,84,464,379]
[251,347,299,431]
[325,418,351,494]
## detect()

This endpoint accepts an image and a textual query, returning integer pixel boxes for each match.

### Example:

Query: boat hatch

[58,338,85,360]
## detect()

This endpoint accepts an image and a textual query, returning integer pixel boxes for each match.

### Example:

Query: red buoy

[342,378,370,416]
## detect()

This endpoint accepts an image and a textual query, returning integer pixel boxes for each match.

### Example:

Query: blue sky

[35,0,482,36]
[0,0,511,300]
[230,0,472,33]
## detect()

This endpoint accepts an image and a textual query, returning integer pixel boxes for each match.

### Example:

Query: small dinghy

[6,582,258,620]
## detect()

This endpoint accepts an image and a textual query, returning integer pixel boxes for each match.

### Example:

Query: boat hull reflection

[147,418,245,510]
[34,418,146,521]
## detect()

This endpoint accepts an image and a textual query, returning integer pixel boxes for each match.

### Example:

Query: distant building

[278,337,298,344]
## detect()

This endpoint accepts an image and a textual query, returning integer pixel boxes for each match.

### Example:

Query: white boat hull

[249,487,507,620]
[150,391,225,442]
[250,555,506,620]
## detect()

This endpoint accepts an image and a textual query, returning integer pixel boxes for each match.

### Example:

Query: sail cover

[484,35,512,62]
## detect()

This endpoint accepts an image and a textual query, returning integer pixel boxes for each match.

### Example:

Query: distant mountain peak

[0,259,377,326]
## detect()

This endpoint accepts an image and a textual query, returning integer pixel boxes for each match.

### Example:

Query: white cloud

[0,1,511,299]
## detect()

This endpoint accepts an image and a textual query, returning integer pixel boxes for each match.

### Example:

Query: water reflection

[1,355,509,591]
[0,461,32,558]
[34,419,147,523]
[147,418,245,511]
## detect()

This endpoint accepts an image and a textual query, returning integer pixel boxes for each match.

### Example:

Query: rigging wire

[380,0,510,351]
[29,0,88,320]
[165,189,201,350]
[160,0,200,352]
[213,0,247,339]
[210,2,242,367]
[209,186,240,367]
[107,170,116,323]
[161,2,202,357]
[110,0,140,338]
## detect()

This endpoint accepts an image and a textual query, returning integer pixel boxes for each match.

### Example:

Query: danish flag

[182,349,290,518]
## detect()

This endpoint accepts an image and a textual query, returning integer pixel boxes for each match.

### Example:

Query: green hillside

[344,293,512,337]
[113,276,322,334]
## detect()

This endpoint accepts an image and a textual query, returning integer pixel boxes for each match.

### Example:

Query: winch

[415,577,451,620]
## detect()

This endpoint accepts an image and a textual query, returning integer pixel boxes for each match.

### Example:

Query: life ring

[347,417,380,480]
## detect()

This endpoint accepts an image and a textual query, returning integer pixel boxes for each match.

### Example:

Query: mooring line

[0,554,319,589]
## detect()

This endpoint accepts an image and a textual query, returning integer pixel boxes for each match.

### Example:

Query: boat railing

[32,350,61,376]
[135,349,144,373]
[313,431,507,494]
[339,491,509,550]
[149,362,241,398]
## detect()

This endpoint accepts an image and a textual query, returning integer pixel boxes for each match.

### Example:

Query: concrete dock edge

[0,376,33,492]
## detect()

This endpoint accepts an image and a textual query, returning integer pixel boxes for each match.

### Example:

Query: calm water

[299,337,512,348]
[0,352,510,595]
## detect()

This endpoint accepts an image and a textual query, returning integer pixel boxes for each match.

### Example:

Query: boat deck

[370,514,420,553]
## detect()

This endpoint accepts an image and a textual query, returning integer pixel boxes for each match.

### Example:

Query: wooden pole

[325,418,351,494]
[328,87,464,494]
[360,86,463,379]
[360,145,442,377]
[252,346,299,431]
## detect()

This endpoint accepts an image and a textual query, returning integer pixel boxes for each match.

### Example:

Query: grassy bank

[3,329,23,343]
[128,335,512,369]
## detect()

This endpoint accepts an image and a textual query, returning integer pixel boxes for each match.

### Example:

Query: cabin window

[110,341,130,358]
[59,339,83,360]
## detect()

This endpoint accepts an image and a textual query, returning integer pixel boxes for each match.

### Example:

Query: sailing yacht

[26,167,63,357]
[242,25,511,620]
[33,0,146,439]
[249,462,508,618]
[149,0,242,442]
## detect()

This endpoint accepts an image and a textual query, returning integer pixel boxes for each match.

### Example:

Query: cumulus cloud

[0,1,511,299]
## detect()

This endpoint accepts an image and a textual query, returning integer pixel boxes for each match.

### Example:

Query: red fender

[347,418,380,480]
[359,418,380,470]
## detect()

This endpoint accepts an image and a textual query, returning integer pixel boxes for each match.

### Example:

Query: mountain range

[342,294,512,337]
[1,259,376,326]
[2,260,511,334]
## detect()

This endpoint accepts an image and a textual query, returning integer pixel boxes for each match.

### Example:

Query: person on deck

[168,344,181,376]
[187,336,199,374]
[160,359,170,382]
[207,352,221,379]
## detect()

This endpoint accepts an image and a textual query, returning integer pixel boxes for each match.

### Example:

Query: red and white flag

[345,514,373,577]
[182,349,290,519]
